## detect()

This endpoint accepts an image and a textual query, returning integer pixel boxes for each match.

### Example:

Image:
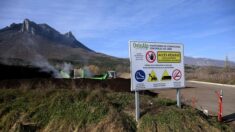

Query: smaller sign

[161,70,172,81]
[172,69,182,81]
[135,70,145,82]
[147,70,158,82]
[146,51,156,63]
[157,51,181,63]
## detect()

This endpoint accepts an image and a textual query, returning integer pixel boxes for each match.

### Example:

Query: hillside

[0,19,129,74]
[0,19,118,62]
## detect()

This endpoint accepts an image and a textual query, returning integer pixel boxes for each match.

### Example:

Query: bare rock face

[21,19,36,35]
[64,31,76,41]
[0,18,93,50]
[64,31,73,38]
[0,18,99,66]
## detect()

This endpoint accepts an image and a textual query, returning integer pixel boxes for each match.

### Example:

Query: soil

[0,78,157,97]
[0,63,53,79]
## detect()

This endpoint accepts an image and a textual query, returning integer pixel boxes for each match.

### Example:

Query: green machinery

[90,72,109,80]
[73,68,116,80]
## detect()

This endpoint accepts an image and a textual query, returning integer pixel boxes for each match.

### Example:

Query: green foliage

[0,89,109,131]
[107,92,134,112]
[139,114,158,132]
[155,98,176,106]
[139,106,233,132]
[117,112,137,132]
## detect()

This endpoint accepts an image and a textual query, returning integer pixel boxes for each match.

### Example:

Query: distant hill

[0,19,129,74]
[0,19,92,50]
[185,56,235,67]
[0,19,234,73]
[0,19,106,62]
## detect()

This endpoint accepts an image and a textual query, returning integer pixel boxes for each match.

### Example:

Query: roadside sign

[129,41,185,91]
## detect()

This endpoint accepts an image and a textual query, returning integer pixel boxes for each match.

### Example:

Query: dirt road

[154,81,235,121]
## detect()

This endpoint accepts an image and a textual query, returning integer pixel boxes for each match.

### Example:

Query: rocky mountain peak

[21,18,37,34]
[64,31,76,40]
[0,19,94,52]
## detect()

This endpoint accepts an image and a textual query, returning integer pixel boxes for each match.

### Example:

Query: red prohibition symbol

[146,51,156,63]
[172,69,182,81]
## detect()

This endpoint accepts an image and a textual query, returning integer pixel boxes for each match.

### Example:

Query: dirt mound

[118,72,130,79]
[0,63,53,80]
[0,78,130,92]
[0,78,158,97]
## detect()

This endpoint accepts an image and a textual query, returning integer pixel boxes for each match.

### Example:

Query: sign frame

[129,40,185,91]
[129,40,185,121]
[129,41,185,121]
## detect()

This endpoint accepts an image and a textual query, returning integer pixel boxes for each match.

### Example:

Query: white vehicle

[107,71,116,79]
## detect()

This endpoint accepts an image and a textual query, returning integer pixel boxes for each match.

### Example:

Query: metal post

[176,88,181,108]
[215,90,223,122]
[135,91,140,121]
[219,90,223,122]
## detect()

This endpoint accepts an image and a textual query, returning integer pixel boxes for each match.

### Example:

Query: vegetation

[185,65,235,84]
[0,82,232,132]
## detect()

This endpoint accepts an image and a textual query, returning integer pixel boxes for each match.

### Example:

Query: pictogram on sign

[147,70,158,82]
[172,69,182,81]
[146,51,156,63]
[135,70,145,82]
[161,70,171,81]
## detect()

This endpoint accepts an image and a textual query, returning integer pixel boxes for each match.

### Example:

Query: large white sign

[129,41,185,91]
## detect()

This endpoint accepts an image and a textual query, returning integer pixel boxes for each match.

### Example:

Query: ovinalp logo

[133,42,149,50]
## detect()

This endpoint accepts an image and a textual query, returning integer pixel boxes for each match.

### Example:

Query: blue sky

[1,0,235,61]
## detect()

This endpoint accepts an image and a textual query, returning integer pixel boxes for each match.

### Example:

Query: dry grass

[185,65,235,84]
[0,79,233,132]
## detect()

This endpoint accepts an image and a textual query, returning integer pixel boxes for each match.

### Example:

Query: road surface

[154,81,235,122]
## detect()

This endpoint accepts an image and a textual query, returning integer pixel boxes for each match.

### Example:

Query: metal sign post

[176,88,181,108]
[135,91,140,121]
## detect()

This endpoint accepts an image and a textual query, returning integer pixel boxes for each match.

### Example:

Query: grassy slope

[0,87,232,132]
